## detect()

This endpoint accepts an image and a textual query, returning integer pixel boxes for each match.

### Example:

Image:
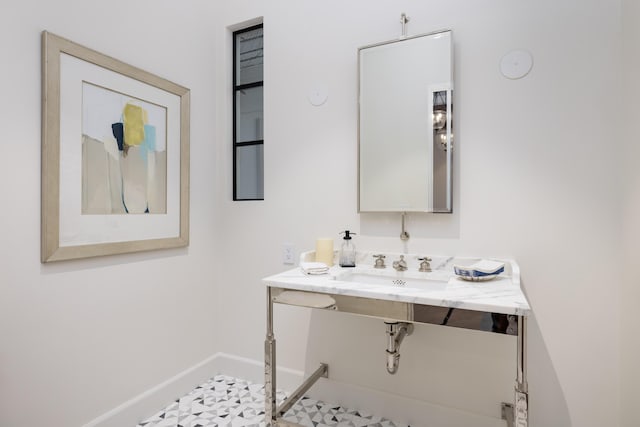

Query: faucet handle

[418,256,432,272]
[373,254,386,269]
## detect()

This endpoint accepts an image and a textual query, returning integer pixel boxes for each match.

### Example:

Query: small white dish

[457,274,499,282]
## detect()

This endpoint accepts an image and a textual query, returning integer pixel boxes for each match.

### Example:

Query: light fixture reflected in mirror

[433,110,446,130]
[436,129,453,151]
[433,90,452,152]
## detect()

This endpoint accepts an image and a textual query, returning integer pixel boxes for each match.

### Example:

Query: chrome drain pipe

[385,321,413,374]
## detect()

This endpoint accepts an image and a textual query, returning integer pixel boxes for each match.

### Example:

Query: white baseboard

[82,353,220,427]
[83,352,504,427]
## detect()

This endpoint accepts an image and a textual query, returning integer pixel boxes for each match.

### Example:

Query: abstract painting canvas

[41,31,190,262]
[81,83,167,215]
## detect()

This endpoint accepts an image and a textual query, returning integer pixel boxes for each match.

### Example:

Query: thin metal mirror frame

[357,29,454,213]
[41,31,190,262]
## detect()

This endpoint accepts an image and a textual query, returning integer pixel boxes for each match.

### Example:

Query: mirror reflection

[358,30,453,213]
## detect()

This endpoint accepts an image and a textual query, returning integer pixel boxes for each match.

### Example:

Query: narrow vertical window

[233,24,264,200]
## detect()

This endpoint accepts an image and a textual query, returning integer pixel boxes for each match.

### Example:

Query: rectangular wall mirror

[358,30,453,213]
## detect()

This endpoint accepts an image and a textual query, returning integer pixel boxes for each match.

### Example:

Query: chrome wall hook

[400,13,410,39]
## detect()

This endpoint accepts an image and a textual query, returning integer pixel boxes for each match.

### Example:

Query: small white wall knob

[308,84,328,106]
[500,50,534,80]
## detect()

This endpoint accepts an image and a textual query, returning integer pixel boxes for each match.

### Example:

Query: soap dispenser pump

[339,230,356,267]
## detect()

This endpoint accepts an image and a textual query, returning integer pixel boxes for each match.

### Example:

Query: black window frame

[232,23,264,201]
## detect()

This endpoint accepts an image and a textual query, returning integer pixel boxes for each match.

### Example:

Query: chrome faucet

[392,255,407,271]
[373,254,386,269]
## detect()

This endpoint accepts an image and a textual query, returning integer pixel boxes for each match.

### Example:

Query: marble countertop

[263,252,531,316]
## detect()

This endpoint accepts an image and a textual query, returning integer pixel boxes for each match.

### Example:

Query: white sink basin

[335,269,449,291]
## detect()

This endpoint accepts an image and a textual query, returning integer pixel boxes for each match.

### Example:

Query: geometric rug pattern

[137,375,408,427]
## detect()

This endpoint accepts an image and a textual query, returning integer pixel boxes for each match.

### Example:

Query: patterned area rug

[137,375,407,427]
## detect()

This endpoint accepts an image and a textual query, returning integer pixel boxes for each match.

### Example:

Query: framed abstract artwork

[41,31,190,262]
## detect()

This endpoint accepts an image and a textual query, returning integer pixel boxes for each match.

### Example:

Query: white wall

[213,1,623,427]
[0,1,634,427]
[0,1,220,426]
[621,1,640,426]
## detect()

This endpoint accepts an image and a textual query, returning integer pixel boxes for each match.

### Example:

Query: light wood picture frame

[41,31,190,262]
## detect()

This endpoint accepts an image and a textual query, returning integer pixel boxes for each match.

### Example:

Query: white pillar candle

[315,238,334,267]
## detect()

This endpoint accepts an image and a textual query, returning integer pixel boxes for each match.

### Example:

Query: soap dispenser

[339,230,356,267]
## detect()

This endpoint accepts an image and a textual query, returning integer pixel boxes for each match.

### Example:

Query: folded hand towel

[300,262,329,275]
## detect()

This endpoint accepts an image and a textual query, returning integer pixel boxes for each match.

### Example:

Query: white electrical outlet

[282,244,295,265]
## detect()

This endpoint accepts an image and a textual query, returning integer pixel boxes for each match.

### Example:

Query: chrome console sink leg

[514,315,529,426]
[265,287,277,426]
[502,384,529,427]
[265,286,329,427]
[503,316,528,427]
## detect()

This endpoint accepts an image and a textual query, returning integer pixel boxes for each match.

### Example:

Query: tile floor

[137,375,407,427]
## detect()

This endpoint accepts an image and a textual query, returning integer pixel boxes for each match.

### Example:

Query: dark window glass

[233,24,263,201]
